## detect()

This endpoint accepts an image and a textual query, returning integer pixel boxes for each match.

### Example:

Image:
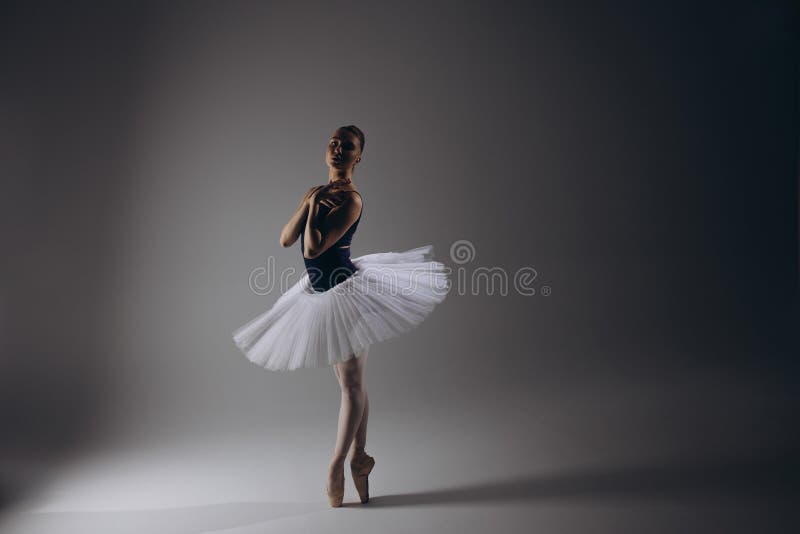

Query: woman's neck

[328,168,355,185]
[328,177,355,188]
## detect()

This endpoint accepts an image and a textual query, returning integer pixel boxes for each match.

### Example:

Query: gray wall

[2,0,797,503]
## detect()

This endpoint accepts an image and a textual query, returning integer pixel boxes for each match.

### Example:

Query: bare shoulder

[337,190,362,217]
[347,190,363,205]
[335,189,362,209]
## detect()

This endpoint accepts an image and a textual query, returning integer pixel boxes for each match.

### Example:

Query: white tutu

[232,245,450,371]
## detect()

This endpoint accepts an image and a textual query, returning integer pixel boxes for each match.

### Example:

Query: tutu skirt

[232,245,449,371]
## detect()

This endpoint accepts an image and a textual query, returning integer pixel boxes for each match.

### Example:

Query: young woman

[232,125,449,507]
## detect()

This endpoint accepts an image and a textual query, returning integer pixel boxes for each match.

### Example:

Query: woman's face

[326,129,361,171]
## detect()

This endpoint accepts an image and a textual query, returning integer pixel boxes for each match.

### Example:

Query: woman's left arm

[303,191,362,259]
[279,185,324,247]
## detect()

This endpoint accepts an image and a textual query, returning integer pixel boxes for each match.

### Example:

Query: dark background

[1,0,797,530]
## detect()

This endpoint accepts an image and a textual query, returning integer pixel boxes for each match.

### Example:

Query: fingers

[303,185,325,204]
[320,195,347,209]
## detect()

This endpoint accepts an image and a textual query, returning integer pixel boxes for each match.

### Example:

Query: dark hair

[340,124,365,154]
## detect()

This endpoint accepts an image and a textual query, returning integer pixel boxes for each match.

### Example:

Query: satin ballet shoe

[326,464,345,507]
[350,449,375,503]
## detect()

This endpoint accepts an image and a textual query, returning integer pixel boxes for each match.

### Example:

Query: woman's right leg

[331,347,370,463]
[351,388,369,452]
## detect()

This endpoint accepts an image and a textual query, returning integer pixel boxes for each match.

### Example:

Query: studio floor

[2,397,795,534]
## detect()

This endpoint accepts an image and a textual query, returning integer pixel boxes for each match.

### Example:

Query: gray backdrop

[2,1,797,531]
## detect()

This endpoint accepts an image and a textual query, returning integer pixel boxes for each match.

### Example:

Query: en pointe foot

[350,449,375,503]
[326,462,345,507]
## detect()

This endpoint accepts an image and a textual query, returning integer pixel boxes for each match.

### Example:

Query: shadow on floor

[367,450,800,507]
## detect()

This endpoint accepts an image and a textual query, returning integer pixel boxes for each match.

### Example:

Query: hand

[307,185,324,206]
[300,185,325,208]
[307,184,337,207]
[315,186,351,210]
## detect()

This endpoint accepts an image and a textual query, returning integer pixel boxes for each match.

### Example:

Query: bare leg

[352,389,369,451]
[330,347,369,475]
[337,355,369,453]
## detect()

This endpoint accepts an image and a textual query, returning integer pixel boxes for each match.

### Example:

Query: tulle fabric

[232,245,449,371]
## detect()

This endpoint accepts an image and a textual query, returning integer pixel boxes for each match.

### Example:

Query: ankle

[329,458,345,471]
[350,446,368,460]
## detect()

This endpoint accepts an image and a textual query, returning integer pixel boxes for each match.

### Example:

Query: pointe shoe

[350,450,375,503]
[326,464,345,507]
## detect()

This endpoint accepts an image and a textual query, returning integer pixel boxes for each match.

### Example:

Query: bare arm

[279,186,323,247]
[303,191,362,259]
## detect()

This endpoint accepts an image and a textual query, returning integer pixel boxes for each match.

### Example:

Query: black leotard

[300,191,363,292]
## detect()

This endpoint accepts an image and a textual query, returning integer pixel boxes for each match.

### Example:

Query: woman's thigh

[333,347,369,388]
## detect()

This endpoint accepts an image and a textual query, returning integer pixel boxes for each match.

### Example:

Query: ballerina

[232,125,449,507]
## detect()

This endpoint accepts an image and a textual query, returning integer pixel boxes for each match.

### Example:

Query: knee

[340,380,363,397]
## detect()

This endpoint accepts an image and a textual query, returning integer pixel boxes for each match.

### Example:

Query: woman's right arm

[279,186,323,247]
